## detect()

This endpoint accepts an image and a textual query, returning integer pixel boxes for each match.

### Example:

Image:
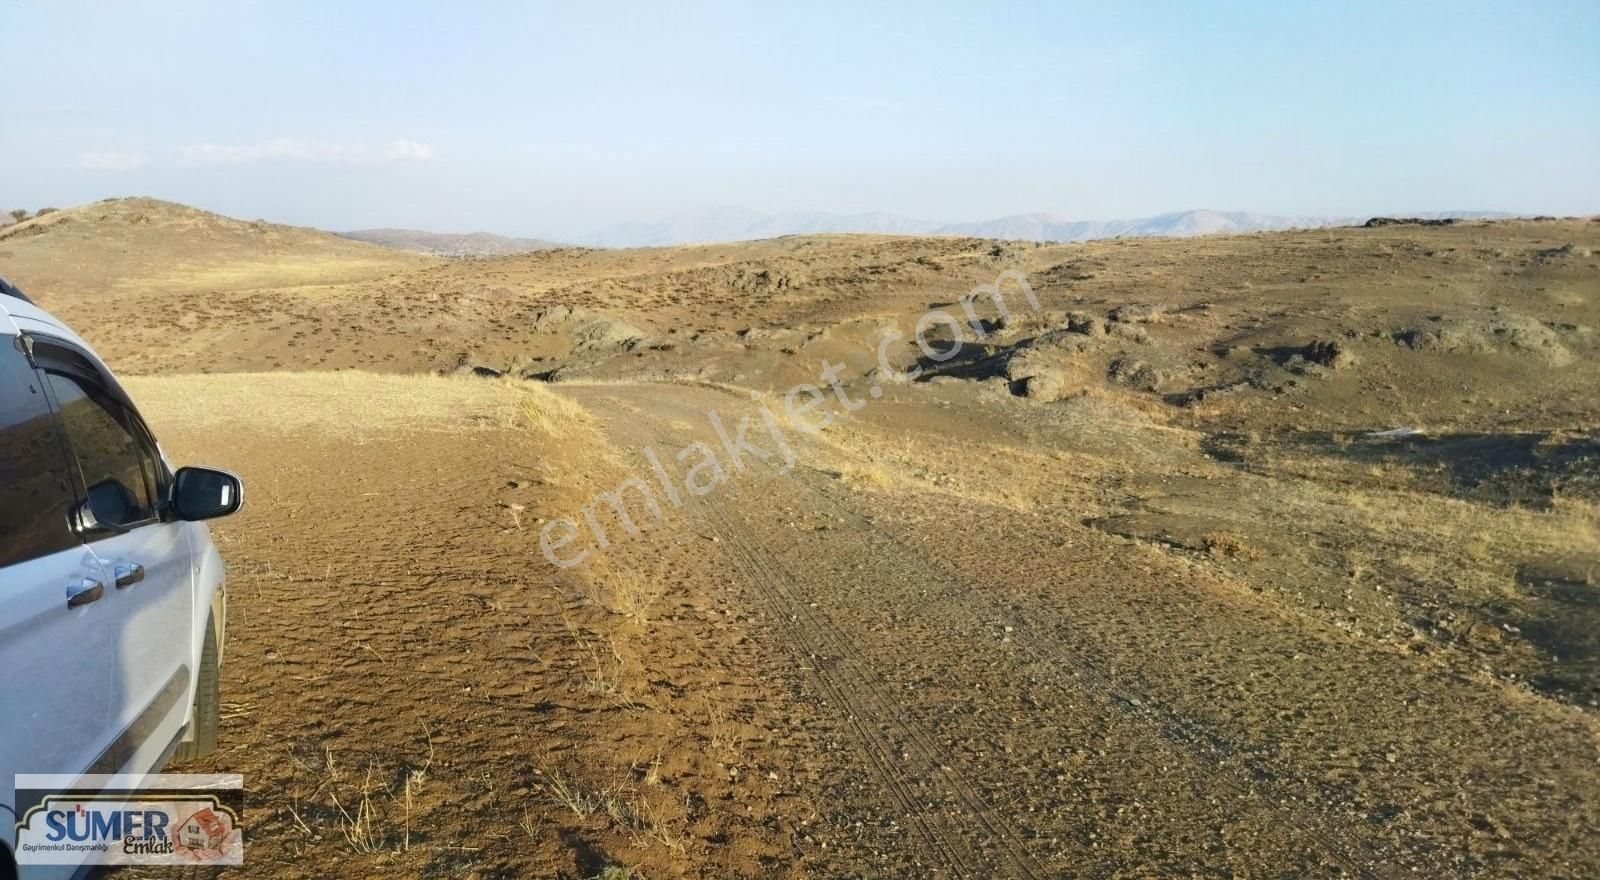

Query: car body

[0,278,241,879]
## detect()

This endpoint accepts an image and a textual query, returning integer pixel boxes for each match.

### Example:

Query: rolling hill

[0,197,430,301]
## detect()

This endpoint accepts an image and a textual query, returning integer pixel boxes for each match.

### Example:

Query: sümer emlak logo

[13,774,244,866]
[27,799,177,854]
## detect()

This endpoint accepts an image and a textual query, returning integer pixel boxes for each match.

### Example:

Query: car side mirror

[170,467,244,522]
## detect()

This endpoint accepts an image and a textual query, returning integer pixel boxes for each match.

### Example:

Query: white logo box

[14,774,244,866]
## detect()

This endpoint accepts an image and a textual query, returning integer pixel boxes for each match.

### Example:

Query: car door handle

[66,578,105,609]
[114,563,146,588]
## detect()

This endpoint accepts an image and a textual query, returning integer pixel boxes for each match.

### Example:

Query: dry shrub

[835,458,896,490]
[532,766,685,855]
[1203,531,1262,560]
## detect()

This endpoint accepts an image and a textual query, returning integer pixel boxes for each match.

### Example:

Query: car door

[31,338,195,776]
[0,335,116,857]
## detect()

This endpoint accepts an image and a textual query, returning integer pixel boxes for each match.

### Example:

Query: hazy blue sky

[3,1,1597,238]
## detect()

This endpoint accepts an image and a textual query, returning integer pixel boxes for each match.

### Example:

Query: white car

[0,278,240,878]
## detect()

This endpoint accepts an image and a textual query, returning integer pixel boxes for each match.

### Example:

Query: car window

[45,370,158,530]
[0,340,81,567]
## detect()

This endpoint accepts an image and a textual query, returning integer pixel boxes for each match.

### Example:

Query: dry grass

[518,381,600,436]
[121,255,424,296]
[1337,482,1600,566]
[833,457,898,491]
[122,371,567,438]
[581,561,669,624]
[276,733,438,858]
[329,765,384,854]
[283,749,392,855]
[532,767,684,856]
[538,767,608,819]
[559,608,644,710]
[703,697,742,759]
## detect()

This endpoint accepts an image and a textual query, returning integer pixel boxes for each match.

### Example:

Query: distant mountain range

[582,208,1521,248]
[341,228,565,256]
[340,209,1526,253]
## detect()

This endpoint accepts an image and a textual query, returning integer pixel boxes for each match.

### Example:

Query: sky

[2,0,1598,239]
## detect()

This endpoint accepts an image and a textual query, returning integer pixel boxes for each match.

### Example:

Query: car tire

[173,613,220,763]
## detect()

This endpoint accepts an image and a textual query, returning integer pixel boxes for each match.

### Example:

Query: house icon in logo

[173,807,229,853]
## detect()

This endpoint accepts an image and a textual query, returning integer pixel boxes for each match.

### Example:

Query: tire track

[700,495,1045,879]
[590,387,1047,879]
[789,470,1403,879]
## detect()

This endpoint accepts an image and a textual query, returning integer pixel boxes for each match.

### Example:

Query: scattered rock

[1107,304,1164,324]
[1107,357,1162,390]
[1005,350,1081,402]
[1282,355,1326,377]
[1015,370,1078,402]
[731,265,807,292]
[1065,311,1104,336]
[1304,339,1358,370]
[1107,322,1150,344]
[1535,243,1592,260]
[1027,329,1103,355]
[1089,513,1224,553]
[1395,313,1573,365]
[1364,217,1459,228]
[984,242,1025,264]
[529,305,649,352]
